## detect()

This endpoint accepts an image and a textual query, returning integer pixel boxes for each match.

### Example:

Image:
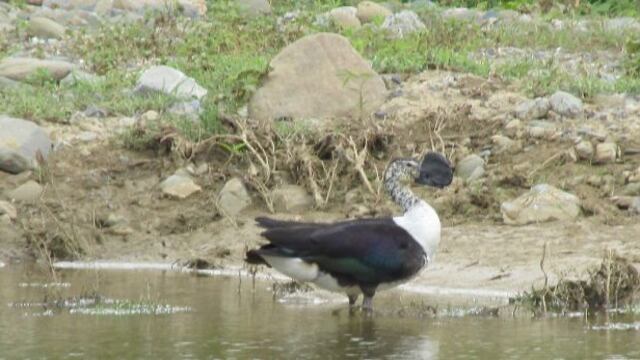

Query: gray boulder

[381,10,425,39]
[249,33,387,122]
[235,0,271,17]
[135,65,207,100]
[455,154,484,181]
[501,184,581,225]
[217,178,252,216]
[0,116,52,174]
[514,97,550,120]
[549,91,583,117]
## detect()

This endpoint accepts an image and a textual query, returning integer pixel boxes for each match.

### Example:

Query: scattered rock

[0,201,17,220]
[0,116,52,174]
[628,167,640,183]
[604,17,640,32]
[60,69,100,86]
[0,57,74,82]
[594,142,618,164]
[327,7,361,30]
[381,10,425,39]
[7,180,44,203]
[217,177,251,216]
[134,65,207,100]
[526,120,558,139]
[514,97,550,120]
[456,154,485,181]
[549,91,583,117]
[575,140,594,160]
[504,119,523,138]
[441,7,480,21]
[235,0,271,17]
[168,100,202,123]
[271,185,314,213]
[491,135,521,154]
[249,33,387,122]
[160,173,201,199]
[623,182,640,196]
[27,16,66,39]
[632,197,640,215]
[356,1,392,23]
[501,184,581,225]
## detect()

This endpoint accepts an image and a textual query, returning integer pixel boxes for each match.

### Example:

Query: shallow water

[0,265,639,359]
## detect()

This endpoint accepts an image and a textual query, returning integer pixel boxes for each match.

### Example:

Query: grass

[1,0,639,136]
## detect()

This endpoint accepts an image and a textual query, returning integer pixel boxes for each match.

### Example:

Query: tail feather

[255,216,319,229]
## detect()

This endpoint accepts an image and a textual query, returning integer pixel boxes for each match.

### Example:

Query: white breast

[392,201,441,263]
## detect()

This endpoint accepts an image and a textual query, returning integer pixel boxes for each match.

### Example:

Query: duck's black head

[415,152,453,188]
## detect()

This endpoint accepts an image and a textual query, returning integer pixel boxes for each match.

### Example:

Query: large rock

[27,17,66,39]
[549,91,583,117]
[271,185,314,213]
[501,184,581,225]
[0,58,74,82]
[217,178,252,216]
[0,116,52,174]
[356,1,392,23]
[249,33,387,122]
[134,65,207,100]
[594,142,619,164]
[381,10,425,39]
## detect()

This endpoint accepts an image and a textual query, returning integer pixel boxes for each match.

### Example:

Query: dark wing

[248,217,426,286]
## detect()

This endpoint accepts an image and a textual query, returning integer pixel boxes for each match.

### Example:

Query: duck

[245,152,453,312]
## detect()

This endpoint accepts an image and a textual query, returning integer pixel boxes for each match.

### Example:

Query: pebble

[501,184,581,225]
[134,65,207,100]
[575,140,594,160]
[271,185,314,213]
[0,116,52,174]
[514,97,550,120]
[549,91,583,117]
[0,201,17,220]
[160,173,201,199]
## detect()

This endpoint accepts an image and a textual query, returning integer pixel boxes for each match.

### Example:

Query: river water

[0,264,638,359]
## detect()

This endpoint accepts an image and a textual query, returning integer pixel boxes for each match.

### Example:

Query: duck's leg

[348,294,359,307]
[361,286,376,315]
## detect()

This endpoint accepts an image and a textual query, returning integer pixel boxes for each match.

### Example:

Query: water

[1,265,639,359]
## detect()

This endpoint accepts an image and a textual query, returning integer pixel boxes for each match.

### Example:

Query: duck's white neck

[384,158,441,261]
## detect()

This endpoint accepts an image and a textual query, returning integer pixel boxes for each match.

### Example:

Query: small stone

[7,180,44,203]
[456,154,485,181]
[501,184,581,225]
[0,201,17,220]
[594,142,618,164]
[514,97,550,120]
[631,197,640,215]
[549,91,583,118]
[504,119,523,138]
[27,16,66,39]
[271,185,314,213]
[0,116,52,174]
[526,120,558,139]
[491,135,521,154]
[381,10,425,39]
[141,110,160,122]
[235,0,271,17]
[356,1,392,23]
[160,174,201,199]
[217,177,251,216]
[135,65,207,100]
[60,70,99,86]
[442,7,480,21]
[575,140,594,160]
[628,167,640,183]
[168,100,202,123]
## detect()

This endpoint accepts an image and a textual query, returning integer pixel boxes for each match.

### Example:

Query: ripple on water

[591,322,640,331]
